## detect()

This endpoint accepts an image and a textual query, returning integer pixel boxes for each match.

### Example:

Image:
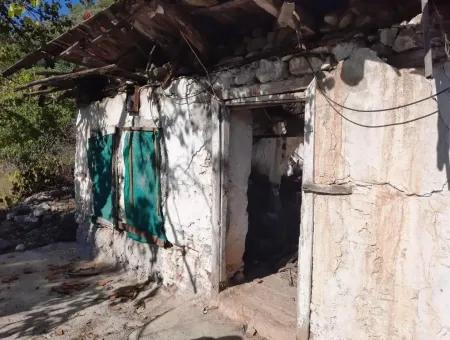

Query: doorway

[225,103,304,283]
[219,102,305,340]
[244,105,304,281]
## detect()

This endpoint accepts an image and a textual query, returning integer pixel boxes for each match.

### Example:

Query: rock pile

[212,14,447,92]
[0,187,77,254]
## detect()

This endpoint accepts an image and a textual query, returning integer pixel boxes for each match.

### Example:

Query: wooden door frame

[296,79,316,340]
[210,79,316,328]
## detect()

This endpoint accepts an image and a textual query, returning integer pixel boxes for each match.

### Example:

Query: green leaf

[22,17,33,26]
[30,0,41,7]
[8,4,25,18]
[7,5,15,18]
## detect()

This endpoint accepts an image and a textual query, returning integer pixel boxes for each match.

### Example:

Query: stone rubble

[0,187,77,254]
[212,17,444,92]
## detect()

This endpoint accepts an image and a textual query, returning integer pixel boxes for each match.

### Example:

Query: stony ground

[0,242,265,340]
[0,188,77,254]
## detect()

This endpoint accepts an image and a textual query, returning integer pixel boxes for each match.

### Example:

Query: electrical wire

[303,53,450,113]
[325,94,439,128]
[143,15,450,117]
[289,19,448,128]
[308,54,444,127]
[292,17,450,114]
[317,82,450,113]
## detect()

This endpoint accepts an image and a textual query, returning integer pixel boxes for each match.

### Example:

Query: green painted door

[87,132,115,225]
[122,130,167,245]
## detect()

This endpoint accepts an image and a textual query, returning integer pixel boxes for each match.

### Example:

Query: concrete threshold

[218,271,297,340]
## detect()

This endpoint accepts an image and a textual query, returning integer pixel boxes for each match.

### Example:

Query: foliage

[1,0,72,54]
[0,1,79,200]
[0,66,76,200]
[0,1,118,200]
[70,0,115,25]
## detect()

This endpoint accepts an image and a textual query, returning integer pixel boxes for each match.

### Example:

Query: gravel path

[0,242,262,340]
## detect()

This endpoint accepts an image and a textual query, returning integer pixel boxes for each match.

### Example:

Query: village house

[4,0,450,339]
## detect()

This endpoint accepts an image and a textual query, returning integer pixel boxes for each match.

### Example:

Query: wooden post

[211,100,229,294]
[297,79,316,340]
[422,0,433,79]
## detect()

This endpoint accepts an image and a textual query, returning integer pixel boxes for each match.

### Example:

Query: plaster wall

[226,110,253,277]
[75,79,217,294]
[309,48,450,339]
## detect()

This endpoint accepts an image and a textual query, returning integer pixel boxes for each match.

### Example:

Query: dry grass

[0,163,14,208]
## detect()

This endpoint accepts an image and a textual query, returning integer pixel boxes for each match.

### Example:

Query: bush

[9,155,73,201]
[0,72,76,201]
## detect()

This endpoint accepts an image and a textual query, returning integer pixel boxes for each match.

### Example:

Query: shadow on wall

[434,63,450,189]
[76,98,159,272]
[78,87,214,294]
[319,42,450,191]
[151,85,215,294]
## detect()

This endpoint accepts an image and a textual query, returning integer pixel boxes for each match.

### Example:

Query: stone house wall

[75,79,218,294]
[73,15,450,338]
[309,49,450,339]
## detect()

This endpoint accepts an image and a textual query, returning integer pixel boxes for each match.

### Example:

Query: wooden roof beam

[17,64,118,90]
[159,3,210,61]
[193,0,251,15]
[18,64,147,91]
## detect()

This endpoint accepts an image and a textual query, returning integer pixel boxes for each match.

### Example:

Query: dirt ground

[0,243,264,340]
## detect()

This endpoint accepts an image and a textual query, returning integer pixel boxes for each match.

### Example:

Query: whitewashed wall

[226,110,252,277]
[309,48,450,339]
[75,79,217,294]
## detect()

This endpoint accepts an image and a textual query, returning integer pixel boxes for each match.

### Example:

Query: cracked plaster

[310,49,450,339]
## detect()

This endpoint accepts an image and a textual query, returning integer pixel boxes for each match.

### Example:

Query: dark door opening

[243,105,304,281]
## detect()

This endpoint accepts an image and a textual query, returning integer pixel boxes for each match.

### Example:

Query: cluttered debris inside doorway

[244,103,304,283]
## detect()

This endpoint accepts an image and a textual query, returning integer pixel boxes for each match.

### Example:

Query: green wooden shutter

[87,132,115,225]
[122,130,167,245]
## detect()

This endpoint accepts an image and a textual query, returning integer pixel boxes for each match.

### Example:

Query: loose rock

[15,244,25,252]
[379,28,399,47]
[393,29,420,52]
[0,239,15,253]
[0,188,76,254]
[289,56,322,76]
[33,203,51,217]
[256,59,288,83]
[332,42,357,61]
[234,63,257,85]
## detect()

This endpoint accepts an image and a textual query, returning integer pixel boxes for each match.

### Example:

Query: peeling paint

[311,49,450,339]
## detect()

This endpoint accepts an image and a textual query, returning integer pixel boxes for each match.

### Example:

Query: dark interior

[243,105,303,281]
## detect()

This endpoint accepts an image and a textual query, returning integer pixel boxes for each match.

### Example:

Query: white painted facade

[74,40,450,339]
[75,80,218,294]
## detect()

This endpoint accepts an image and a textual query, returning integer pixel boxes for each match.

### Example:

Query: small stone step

[218,272,297,340]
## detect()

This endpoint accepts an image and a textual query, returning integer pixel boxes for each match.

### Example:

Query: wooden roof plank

[17,64,118,90]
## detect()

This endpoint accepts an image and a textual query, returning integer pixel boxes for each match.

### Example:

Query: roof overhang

[1,0,424,98]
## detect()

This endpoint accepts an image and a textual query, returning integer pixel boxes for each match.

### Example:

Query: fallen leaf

[23,268,33,274]
[51,281,89,295]
[96,279,113,287]
[68,266,101,277]
[46,263,73,281]
[2,275,19,284]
